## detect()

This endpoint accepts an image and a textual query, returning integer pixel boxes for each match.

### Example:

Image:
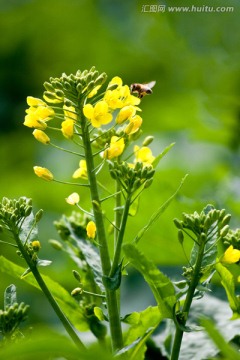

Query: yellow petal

[221,245,240,264]
[61,119,74,139]
[116,105,136,124]
[83,103,94,119]
[27,96,46,107]
[86,221,96,239]
[33,166,53,181]
[66,192,80,205]
[32,129,50,144]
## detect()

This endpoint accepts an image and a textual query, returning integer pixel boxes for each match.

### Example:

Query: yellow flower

[61,119,75,139]
[33,166,54,181]
[32,129,50,144]
[220,245,240,264]
[104,77,140,110]
[63,105,77,121]
[103,136,125,160]
[24,98,55,129]
[134,145,155,166]
[32,240,41,252]
[72,160,88,179]
[116,105,140,124]
[125,115,143,135]
[27,96,46,107]
[65,192,80,205]
[83,100,112,128]
[88,85,102,98]
[86,221,96,239]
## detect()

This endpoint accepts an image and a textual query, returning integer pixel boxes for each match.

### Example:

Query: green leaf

[123,244,176,318]
[21,267,32,278]
[0,329,114,360]
[201,318,240,360]
[133,174,188,244]
[19,210,38,244]
[152,142,175,168]
[4,284,17,309]
[102,261,122,291]
[129,195,140,217]
[173,305,203,332]
[117,327,155,360]
[0,256,89,331]
[122,312,141,325]
[93,307,105,321]
[215,262,240,318]
[61,216,104,292]
[124,306,161,345]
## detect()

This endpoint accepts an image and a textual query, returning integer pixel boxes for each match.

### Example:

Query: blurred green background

[0,0,240,330]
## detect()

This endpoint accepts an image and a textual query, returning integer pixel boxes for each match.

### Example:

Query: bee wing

[146,80,156,89]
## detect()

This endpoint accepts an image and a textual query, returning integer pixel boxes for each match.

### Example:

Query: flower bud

[32,129,50,144]
[53,81,63,90]
[220,225,229,238]
[72,270,81,282]
[35,209,43,222]
[76,83,83,93]
[142,136,154,146]
[64,81,72,91]
[33,166,54,181]
[173,218,183,229]
[49,239,63,250]
[221,214,231,227]
[43,82,55,92]
[71,287,83,296]
[144,178,153,189]
[25,205,32,217]
[178,230,184,244]
[32,240,41,252]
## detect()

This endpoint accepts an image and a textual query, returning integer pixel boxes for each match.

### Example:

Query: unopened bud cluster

[43,66,107,106]
[0,197,32,230]
[109,161,155,194]
[223,228,240,250]
[0,302,30,337]
[174,205,231,244]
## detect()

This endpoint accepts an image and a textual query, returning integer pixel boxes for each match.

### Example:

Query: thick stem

[80,117,124,352]
[13,232,85,350]
[171,242,205,360]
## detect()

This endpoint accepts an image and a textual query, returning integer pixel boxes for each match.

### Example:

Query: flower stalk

[12,230,85,351]
[170,241,206,360]
[79,111,124,352]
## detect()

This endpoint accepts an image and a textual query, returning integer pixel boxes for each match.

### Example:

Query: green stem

[171,241,205,360]
[79,115,124,352]
[13,232,85,350]
[114,180,122,251]
[110,195,131,278]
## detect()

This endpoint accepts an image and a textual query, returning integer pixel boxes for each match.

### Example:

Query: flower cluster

[24,68,158,256]
[24,67,156,186]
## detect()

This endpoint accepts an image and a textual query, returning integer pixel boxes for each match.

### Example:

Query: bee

[130,81,156,99]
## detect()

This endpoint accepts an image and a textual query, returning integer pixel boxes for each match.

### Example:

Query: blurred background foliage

[0,0,240,332]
